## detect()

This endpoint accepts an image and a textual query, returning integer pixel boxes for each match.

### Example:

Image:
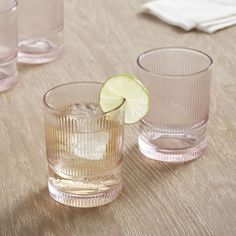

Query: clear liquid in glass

[46,103,124,207]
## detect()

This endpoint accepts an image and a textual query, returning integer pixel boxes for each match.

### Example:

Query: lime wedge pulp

[99,74,150,124]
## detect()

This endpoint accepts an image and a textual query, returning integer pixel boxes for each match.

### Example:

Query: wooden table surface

[1,0,236,235]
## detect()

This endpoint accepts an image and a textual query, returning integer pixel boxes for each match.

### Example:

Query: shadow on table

[122,143,193,198]
[1,174,130,235]
[18,63,47,73]
[0,145,193,236]
[1,186,118,236]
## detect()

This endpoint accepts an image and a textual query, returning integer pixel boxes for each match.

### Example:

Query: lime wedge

[99,74,150,124]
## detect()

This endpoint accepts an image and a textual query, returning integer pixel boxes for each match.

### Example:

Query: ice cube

[66,103,101,118]
[63,103,109,160]
[74,131,109,160]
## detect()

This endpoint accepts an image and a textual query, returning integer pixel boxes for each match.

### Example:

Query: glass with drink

[43,82,125,207]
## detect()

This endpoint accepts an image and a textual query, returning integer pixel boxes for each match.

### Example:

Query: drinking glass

[17,0,64,64]
[43,82,125,207]
[137,48,213,162]
[0,0,18,92]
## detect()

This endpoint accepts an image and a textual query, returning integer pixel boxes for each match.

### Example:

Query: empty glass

[43,82,125,207]
[137,48,213,162]
[17,0,64,64]
[0,0,18,92]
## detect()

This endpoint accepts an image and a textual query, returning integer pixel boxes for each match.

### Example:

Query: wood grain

[1,0,236,235]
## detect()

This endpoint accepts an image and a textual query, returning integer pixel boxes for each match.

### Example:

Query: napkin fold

[142,0,236,33]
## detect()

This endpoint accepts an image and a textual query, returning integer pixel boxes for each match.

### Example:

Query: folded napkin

[142,0,236,33]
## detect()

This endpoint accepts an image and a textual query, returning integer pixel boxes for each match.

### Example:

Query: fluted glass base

[48,181,123,208]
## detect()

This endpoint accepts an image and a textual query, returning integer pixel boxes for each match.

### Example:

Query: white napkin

[142,0,236,33]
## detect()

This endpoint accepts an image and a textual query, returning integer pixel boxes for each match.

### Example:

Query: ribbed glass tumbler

[43,82,125,207]
[137,48,213,162]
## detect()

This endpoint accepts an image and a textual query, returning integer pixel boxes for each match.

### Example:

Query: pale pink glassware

[0,0,18,92]
[137,48,213,162]
[17,0,64,64]
[43,82,125,207]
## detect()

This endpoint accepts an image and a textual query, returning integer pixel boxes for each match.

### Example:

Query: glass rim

[137,47,213,78]
[0,0,18,14]
[43,81,126,117]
